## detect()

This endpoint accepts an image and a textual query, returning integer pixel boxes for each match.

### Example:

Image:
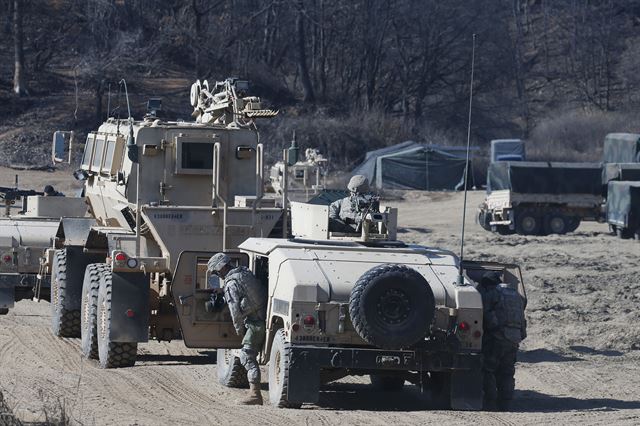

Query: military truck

[269,140,329,202]
[47,78,285,368]
[606,181,640,240]
[603,133,640,164]
[177,200,526,409]
[478,161,604,235]
[490,139,525,162]
[0,187,86,315]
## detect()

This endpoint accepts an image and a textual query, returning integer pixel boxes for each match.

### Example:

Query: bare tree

[12,0,28,96]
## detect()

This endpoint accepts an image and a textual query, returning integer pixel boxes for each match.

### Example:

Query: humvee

[174,199,526,409]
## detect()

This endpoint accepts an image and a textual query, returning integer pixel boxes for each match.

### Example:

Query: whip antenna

[457,33,476,285]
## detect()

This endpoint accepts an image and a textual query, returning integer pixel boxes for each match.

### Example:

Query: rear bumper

[286,344,482,407]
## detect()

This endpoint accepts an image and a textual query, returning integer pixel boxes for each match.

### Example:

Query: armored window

[91,137,105,171]
[81,134,95,170]
[101,136,125,176]
[182,142,213,170]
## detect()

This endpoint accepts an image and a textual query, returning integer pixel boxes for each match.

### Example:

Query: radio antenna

[457,33,476,285]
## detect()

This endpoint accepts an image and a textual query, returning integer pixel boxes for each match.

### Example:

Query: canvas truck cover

[490,139,525,162]
[602,163,640,186]
[603,133,640,163]
[352,141,420,184]
[487,161,603,195]
[606,181,640,227]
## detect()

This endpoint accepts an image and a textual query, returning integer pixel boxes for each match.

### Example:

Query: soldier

[329,174,372,232]
[478,271,527,411]
[207,253,267,405]
[43,185,64,197]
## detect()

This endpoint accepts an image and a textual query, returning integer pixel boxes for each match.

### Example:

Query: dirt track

[1,170,639,425]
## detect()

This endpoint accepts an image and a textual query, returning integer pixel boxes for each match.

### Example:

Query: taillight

[303,315,315,327]
[125,309,135,318]
[2,254,12,263]
[458,321,470,332]
[114,252,127,262]
[292,323,300,332]
[473,330,482,339]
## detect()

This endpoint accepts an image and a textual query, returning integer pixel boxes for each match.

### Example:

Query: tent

[353,142,474,190]
[603,133,640,163]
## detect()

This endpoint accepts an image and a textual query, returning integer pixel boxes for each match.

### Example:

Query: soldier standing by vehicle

[329,174,374,232]
[478,271,527,411]
[207,253,267,405]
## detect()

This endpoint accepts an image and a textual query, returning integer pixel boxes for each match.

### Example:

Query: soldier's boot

[239,383,263,405]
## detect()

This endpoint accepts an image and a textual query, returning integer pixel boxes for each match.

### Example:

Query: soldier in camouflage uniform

[329,174,371,232]
[478,271,527,411]
[207,253,267,405]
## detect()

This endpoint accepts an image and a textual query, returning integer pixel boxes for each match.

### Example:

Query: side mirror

[73,169,89,181]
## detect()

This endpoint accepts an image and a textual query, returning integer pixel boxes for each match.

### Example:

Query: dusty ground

[1,170,639,425]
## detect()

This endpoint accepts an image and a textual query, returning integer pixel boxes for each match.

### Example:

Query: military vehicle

[178,199,526,409]
[47,78,284,367]
[478,161,604,235]
[603,133,640,164]
[270,139,329,202]
[0,186,87,315]
[606,181,640,240]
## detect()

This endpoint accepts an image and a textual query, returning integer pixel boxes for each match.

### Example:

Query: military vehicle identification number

[294,335,330,343]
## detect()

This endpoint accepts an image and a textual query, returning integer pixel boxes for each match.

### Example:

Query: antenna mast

[457,34,476,285]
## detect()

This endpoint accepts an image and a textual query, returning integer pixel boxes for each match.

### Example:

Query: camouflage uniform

[222,266,267,385]
[479,273,526,411]
[329,175,371,232]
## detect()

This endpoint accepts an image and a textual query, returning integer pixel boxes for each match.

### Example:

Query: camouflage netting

[606,181,640,230]
[603,133,640,163]
[487,161,603,195]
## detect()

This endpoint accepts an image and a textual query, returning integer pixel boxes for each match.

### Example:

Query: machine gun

[0,186,44,216]
[190,78,278,126]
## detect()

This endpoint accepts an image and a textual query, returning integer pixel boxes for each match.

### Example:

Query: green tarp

[606,181,640,230]
[487,162,603,195]
[603,133,640,163]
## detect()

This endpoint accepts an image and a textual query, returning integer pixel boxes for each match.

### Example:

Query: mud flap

[108,272,149,343]
[450,369,483,410]
[288,348,321,404]
[0,275,16,310]
[61,246,104,311]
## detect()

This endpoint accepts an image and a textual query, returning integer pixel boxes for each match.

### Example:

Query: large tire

[268,328,302,408]
[515,209,541,235]
[544,213,568,235]
[349,264,435,349]
[216,349,249,388]
[50,249,81,338]
[370,374,405,392]
[616,227,631,239]
[0,308,8,315]
[97,269,137,368]
[567,217,581,233]
[477,210,491,231]
[81,263,107,359]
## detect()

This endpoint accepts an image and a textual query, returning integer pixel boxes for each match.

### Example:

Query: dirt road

[1,170,639,424]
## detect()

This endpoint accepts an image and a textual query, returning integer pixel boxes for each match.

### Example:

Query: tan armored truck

[174,199,525,409]
[48,78,284,367]
[0,186,87,315]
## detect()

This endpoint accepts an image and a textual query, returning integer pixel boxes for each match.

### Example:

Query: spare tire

[349,264,435,349]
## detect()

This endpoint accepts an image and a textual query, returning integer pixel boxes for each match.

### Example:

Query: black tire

[216,349,249,388]
[97,269,137,368]
[50,249,81,338]
[349,264,435,349]
[616,227,631,239]
[370,374,405,392]
[81,263,107,359]
[544,213,568,235]
[515,209,541,235]
[268,328,302,408]
[567,217,581,233]
[0,308,8,315]
[478,210,491,231]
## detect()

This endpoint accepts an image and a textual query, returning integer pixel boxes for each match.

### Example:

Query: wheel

[217,348,249,388]
[349,264,435,349]
[50,249,81,338]
[544,214,568,235]
[421,371,451,409]
[477,210,491,231]
[81,263,107,359]
[567,217,581,233]
[515,210,541,235]
[616,227,631,239]
[370,374,405,392]
[268,328,302,408]
[97,269,137,368]
[0,308,8,315]
[609,224,617,234]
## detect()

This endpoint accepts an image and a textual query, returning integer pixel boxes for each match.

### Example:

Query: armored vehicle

[478,161,604,235]
[48,78,284,367]
[179,200,525,409]
[0,188,86,315]
[270,140,329,202]
[606,181,640,240]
